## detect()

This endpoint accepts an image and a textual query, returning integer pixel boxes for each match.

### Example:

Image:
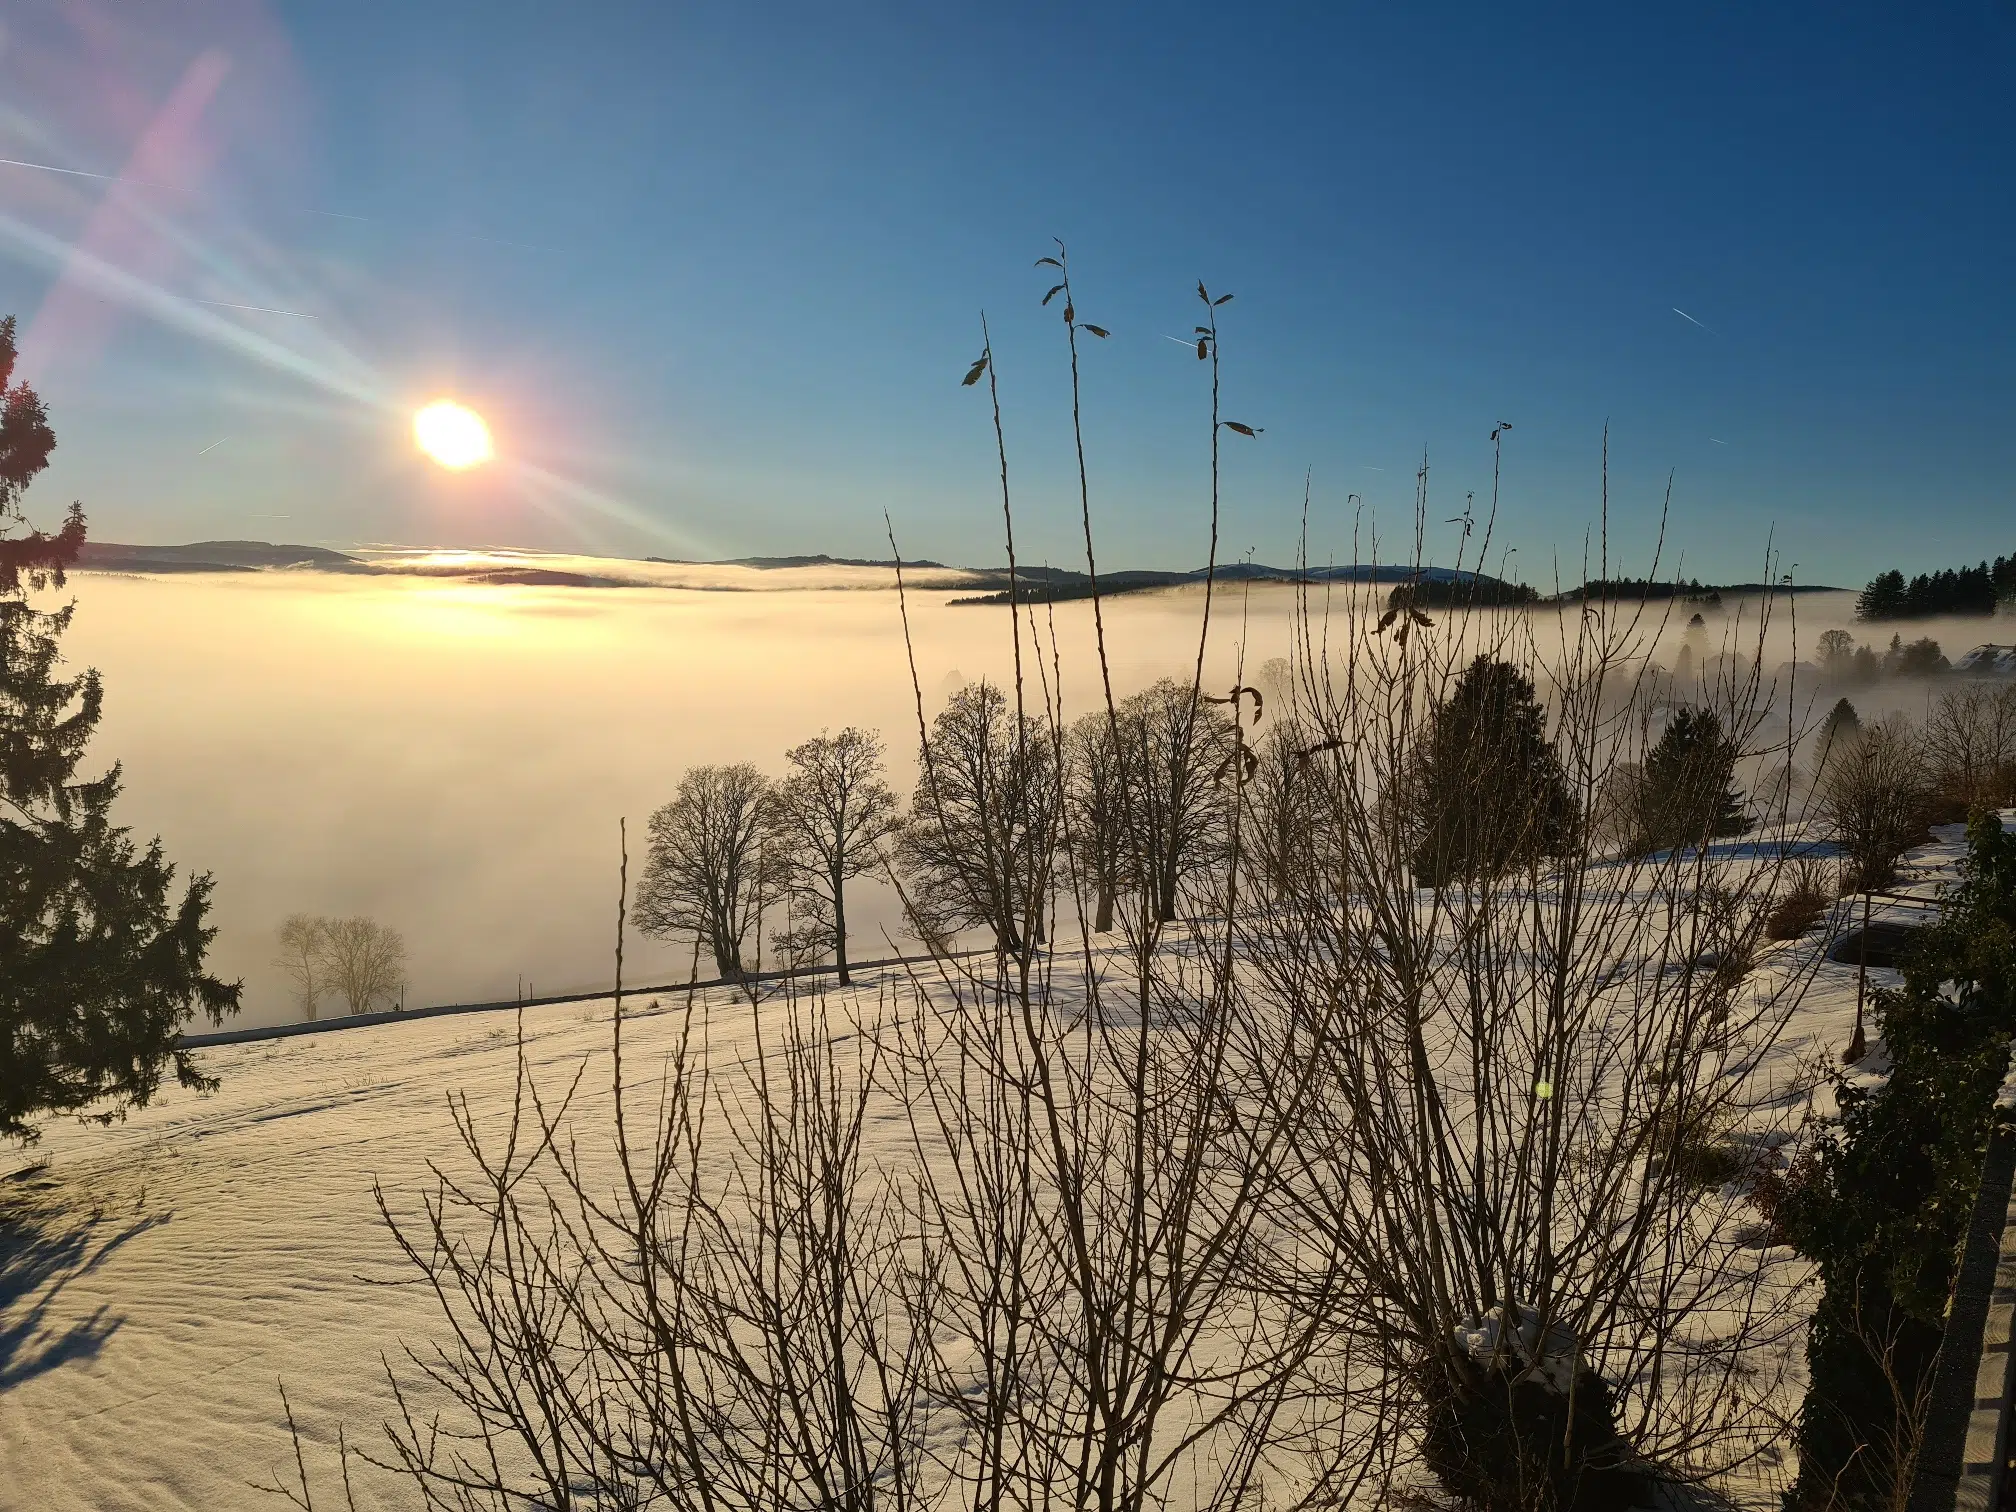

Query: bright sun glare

[414,400,495,470]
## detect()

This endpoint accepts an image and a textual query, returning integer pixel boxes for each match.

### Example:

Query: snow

[1,821,2001,1511]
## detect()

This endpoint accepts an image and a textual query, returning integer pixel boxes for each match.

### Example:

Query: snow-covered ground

[0,822,1994,1512]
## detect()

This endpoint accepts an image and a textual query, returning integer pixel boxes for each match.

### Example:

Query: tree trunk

[1094,882,1115,933]
[833,870,850,985]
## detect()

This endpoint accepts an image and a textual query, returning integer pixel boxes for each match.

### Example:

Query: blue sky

[1,0,2010,584]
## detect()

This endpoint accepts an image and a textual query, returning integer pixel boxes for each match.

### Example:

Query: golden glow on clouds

[413,400,494,470]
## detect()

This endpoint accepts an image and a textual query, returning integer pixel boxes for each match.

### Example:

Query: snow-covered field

[0,823,1989,1512]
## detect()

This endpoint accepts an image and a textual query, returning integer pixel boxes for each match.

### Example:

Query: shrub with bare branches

[1819,713,1928,891]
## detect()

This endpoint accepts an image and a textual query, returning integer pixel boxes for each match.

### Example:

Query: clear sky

[1,0,2010,585]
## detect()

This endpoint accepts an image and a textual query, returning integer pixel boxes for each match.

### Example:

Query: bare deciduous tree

[1922,683,2016,809]
[635,763,779,979]
[274,913,327,1021]
[1240,714,1336,907]
[1063,709,1127,931]
[319,917,406,1016]
[1112,677,1236,923]
[772,727,902,983]
[895,681,1057,956]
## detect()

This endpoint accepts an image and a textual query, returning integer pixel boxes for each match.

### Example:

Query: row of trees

[1856,557,2016,620]
[637,658,1793,986]
[273,914,408,1019]
[1816,626,1954,682]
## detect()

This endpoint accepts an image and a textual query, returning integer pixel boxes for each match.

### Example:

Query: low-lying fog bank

[54,565,2010,1027]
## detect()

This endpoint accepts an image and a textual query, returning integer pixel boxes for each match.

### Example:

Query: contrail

[1161,333,1195,348]
[1710,437,1728,445]
[0,156,184,193]
[191,297,319,319]
[197,436,228,455]
[2,156,121,182]
[1672,307,1711,331]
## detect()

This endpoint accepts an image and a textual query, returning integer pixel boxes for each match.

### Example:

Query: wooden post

[1845,888,1872,1064]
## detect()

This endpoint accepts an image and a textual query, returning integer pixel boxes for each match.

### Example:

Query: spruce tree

[1857,570,1907,621]
[1629,706,1748,855]
[1820,696,1862,751]
[1,315,239,1141]
[1411,655,1576,885]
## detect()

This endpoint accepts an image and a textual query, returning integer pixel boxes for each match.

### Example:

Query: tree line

[636,654,1860,983]
[1857,554,2016,620]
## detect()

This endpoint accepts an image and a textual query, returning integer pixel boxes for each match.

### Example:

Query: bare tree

[1063,709,1127,931]
[318,917,406,1015]
[1240,714,1336,907]
[274,913,327,1021]
[1922,684,2016,809]
[895,681,1057,956]
[772,727,902,984]
[1112,677,1236,923]
[635,763,779,979]
[1819,712,1928,890]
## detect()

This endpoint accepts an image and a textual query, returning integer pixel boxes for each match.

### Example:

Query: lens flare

[414,400,494,470]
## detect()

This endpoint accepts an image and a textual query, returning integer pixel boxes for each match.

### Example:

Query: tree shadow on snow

[0,1165,166,1390]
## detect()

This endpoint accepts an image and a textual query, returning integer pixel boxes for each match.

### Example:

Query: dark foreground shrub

[1421,1363,1644,1512]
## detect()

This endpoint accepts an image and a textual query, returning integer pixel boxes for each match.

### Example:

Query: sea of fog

[50,565,1994,1027]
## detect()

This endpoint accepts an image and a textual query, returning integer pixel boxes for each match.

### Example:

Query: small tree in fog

[897,681,1056,955]
[636,763,778,979]
[274,914,327,1021]
[1820,712,1928,890]
[771,728,901,984]
[318,917,406,1015]
[1628,706,1747,855]
[1816,628,1856,674]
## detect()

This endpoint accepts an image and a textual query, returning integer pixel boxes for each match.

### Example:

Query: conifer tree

[1411,655,1575,885]
[0,315,239,1141]
[1629,706,1748,855]
[1819,696,1862,753]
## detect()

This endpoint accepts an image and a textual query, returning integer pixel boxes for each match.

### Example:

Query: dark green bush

[1781,812,2016,1511]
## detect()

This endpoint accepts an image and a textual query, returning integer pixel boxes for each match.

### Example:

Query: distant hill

[61,542,1854,606]
[949,562,1515,606]
[77,540,366,573]
[646,553,949,570]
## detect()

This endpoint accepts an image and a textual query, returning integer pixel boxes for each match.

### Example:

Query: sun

[414,400,495,470]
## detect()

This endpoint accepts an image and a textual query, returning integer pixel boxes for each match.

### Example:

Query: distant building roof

[1954,645,2016,677]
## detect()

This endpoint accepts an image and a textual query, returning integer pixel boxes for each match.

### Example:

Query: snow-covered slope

[0,823,1991,1511]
